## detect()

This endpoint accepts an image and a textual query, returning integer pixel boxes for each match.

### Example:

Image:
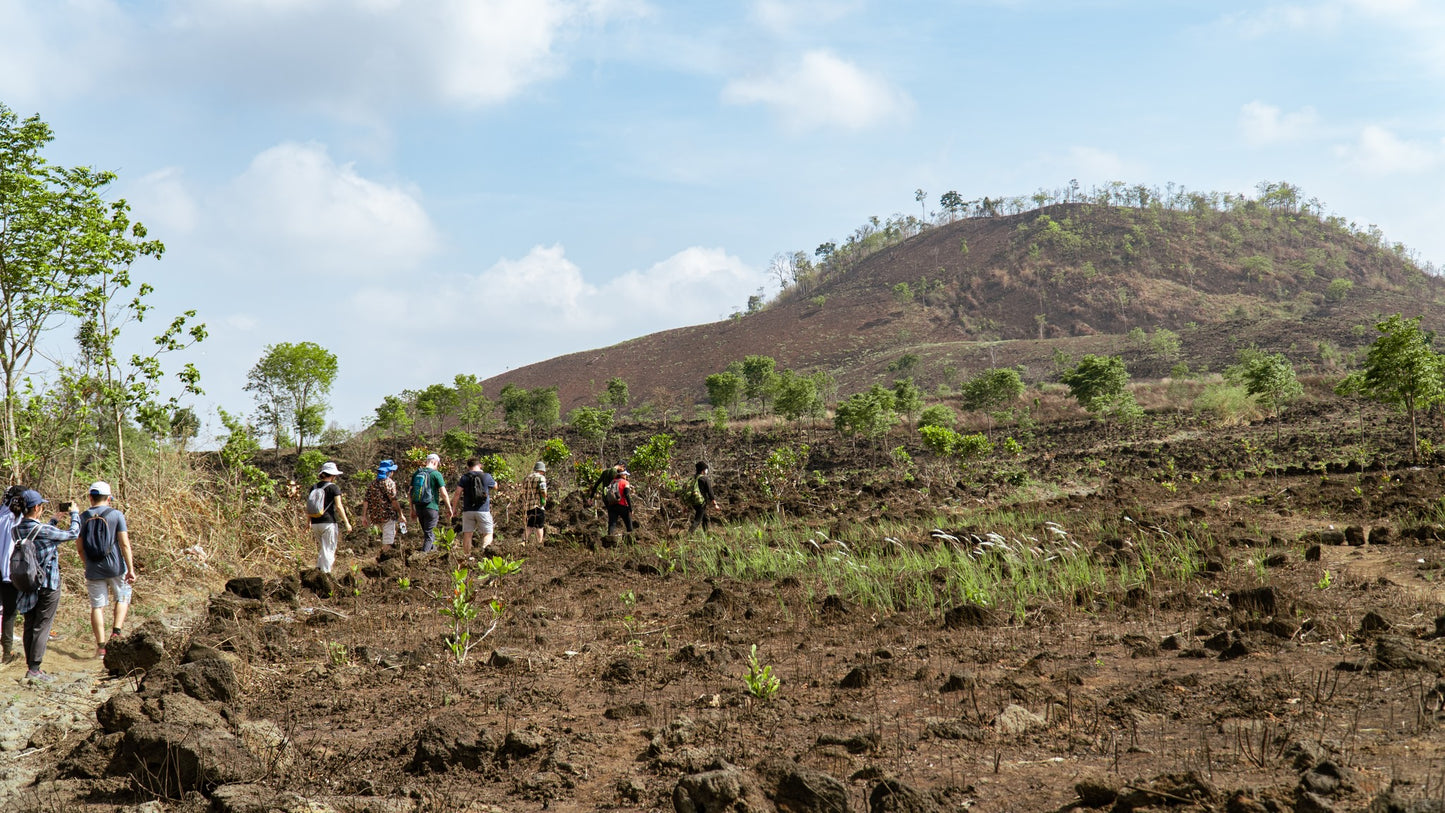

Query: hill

[482,191,1445,411]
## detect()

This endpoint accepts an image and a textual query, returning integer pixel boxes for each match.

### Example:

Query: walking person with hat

[305,462,352,573]
[409,453,453,553]
[363,460,404,547]
[520,461,548,547]
[75,481,136,659]
[12,489,79,683]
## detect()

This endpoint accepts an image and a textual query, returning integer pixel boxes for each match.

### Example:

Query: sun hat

[426,453,440,465]
[377,459,397,478]
[89,481,112,497]
[21,489,47,509]
[320,462,343,476]
[534,461,546,472]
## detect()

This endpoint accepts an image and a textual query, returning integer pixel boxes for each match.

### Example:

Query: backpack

[305,485,329,519]
[688,476,705,507]
[410,469,435,505]
[8,524,42,594]
[604,478,626,507]
[462,471,489,508]
[81,507,116,562]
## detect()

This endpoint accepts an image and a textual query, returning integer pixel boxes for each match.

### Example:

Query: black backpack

[462,471,489,507]
[9,523,42,593]
[81,507,118,566]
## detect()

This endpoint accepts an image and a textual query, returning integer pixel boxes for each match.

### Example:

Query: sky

[3,0,1443,439]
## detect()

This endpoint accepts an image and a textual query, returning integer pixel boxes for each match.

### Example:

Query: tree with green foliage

[568,406,615,459]
[773,370,824,423]
[741,355,778,415]
[245,341,338,458]
[917,404,957,429]
[705,371,744,414]
[1342,314,1444,460]
[601,377,630,410]
[1060,354,1136,418]
[888,353,920,376]
[499,385,560,434]
[1325,278,1353,303]
[453,374,495,432]
[960,367,1025,414]
[415,382,456,434]
[1226,349,1302,435]
[891,378,924,425]
[834,385,899,441]
[441,429,477,461]
[373,395,413,437]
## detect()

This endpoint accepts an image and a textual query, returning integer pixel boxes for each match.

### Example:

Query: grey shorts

[87,576,132,609]
[461,511,493,535]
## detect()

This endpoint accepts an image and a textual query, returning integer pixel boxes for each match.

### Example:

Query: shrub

[540,438,570,470]
[917,404,957,429]
[295,449,327,483]
[480,453,514,484]
[1193,383,1260,425]
[441,429,476,461]
[919,425,961,456]
[1325,277,1353,302]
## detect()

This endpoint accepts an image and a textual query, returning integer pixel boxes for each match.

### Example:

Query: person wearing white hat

[520,461,548,547]
[75,481,136,659]
[305,462,351,573]
[408,453,452,553]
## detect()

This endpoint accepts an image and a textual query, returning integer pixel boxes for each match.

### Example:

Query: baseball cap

[89,481,112,497]
[21,489,47,509]
[426,453,441,465]
[320,462,343,476]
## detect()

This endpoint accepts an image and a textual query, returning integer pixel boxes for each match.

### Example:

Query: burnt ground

[13,398,1445,813]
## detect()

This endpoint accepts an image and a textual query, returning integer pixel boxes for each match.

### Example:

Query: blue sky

[3,0,1442,437]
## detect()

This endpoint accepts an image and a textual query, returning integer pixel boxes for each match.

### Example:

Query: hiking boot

[24,669,55,684]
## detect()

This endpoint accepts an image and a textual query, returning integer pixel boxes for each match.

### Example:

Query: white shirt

[0,510,15,582]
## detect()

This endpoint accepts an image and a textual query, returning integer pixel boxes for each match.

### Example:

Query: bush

[919,425,961,456]
[441,429,476,461]
[917,404,957,429]
[953,433,993,461]
[295,449,327,484]
[1325,277,1353,302]
[540,438,570,470]
[1193,383,1260,425]
[480,453,514,484]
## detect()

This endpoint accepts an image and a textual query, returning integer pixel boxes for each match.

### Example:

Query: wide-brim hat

[320,462,343,476]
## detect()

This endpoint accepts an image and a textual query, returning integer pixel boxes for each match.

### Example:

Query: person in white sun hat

[75,481,136,659]
[305,462,351,573]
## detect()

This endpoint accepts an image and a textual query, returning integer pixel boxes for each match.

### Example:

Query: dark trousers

[606,504,634,536]
[689,503,710,532]
[1,581,17,657]
[415,505,440,552]
[23,587,60,671]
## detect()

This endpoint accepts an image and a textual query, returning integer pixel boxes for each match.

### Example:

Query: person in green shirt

[409,454,453,553]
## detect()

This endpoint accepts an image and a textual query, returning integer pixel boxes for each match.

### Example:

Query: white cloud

[126,168,199,235]
[0,0,131,105]
[226,142,440,274]
[722,50,911,132]
[1335,125,1444,174]
[750,0,863,33]
[1239,101,1320,146]
[1224,2,1445,73]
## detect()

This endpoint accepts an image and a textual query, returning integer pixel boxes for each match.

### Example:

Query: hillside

[482,196,1445,410]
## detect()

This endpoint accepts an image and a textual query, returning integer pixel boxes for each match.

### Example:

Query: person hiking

[410,454,453,553]
[688,461,720,533]
[602,468,635,539]
[586,462,626,507]
[13,490,79,683]
[75,481,136,659]
[452,458,497,557]
[306,462,352,573]
[520,461,548,547]
[363,460,404,547]
[0,485,24,663]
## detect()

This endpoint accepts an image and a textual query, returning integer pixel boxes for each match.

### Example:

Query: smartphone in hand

[57,501,73,512]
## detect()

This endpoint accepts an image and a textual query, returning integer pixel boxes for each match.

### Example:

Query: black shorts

[526,507,546,529]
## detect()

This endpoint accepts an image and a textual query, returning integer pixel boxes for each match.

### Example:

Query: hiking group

[0,482,137,684]
[303,455,720,573]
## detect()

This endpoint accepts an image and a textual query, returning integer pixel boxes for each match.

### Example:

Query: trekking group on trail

[302,453,721,573]
[0,482,137,684]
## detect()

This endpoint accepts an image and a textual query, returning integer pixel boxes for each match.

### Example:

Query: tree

[373,395,413,437]
[959,368,1025,414]
[773,370,824,423]
[1226,348,1302,435]
[891,378,924,425]
[833,385,899,441]
[1350,314,1444,460]
[940,190,964,222]
[169,406,200,451]
[244,342,338,457]
[1,104,179,480]
[568,406,615,459]
[500,385,558,433]
[453,374,495,432]
[741,355,778,415]
[601,377,630,410]
[414,382,456,434]
[917,404,956,429]
[1060,355,1135,417]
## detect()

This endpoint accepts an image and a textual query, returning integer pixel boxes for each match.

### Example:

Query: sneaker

[47,631,62,642]
[24,669,54,684]
[95,646,107,659]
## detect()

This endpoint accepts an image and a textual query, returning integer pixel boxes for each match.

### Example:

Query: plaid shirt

[520,472,547,511]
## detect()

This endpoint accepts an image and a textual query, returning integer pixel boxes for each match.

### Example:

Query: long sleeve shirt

[15,512,80,591]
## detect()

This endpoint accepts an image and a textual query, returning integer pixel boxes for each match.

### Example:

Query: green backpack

[688,476,705,507]
[410,469,435,505]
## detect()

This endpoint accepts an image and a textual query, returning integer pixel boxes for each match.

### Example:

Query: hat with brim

[21,489,47,509]
[89,481,112,497]
[377,459,397,478]
[320,462,342,476]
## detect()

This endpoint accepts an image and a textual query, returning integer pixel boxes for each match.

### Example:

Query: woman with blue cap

[363,459,405,547]
[13,489,79,683]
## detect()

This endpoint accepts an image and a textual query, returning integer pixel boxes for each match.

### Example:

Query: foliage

[540,438,571,472]
[499,385,560,433]
[479,453,514,484]
[891,378,924,425]
[216,409,274,509]
[1193,383,1261,425]
[917,404,957,429]
[452,374,496,432]
[568,406,615,458]
[245,342,338,456]
[743,644,780,700]
[834,385,900,440]
[1226,349,1302,420]
[959,368,1024,413]
[1345,313,1445,460]
[741,355,779,414]
[1060,355,1134,416]
[919,425,961,456]
[441,429,477,462]
[372,395,414,437]
[438,556,523,665]
[601,377,630,409]
[888,353,920,375]
[705,372,744,413]
[295,450,327,484]
[1325,277,1353,302]
[629,433,676,484]
[773,370,825,422]
[758,444,809,509]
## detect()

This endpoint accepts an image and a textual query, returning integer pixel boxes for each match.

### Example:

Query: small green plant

[436,525,458,553]
[480,453,514,484]
[349,562,364,597]
[437,555,524,664]
[396,576,411,591]
[620,591,643,656]
[743,644,780,700]
[327,641,349,667]
[1316,570,1333,590]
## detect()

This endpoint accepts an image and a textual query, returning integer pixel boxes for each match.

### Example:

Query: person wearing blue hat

[13,489,79,683]
[363,460,404,547]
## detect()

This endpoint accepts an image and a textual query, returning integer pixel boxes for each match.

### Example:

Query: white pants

[379,519,397,546]
[312,523,339,573]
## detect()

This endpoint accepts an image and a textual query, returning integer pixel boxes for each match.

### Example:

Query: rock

[1075,778,1117,808]
[223,577,265,601]
[1305,544,1323,562]
[56,729,123,780]
[816,732,878,754]
[1229,586,1279,616]
[488,648,527,668]
[1345,526,1367,546]
[236,720,291,774]
[207,592,263,622]
[617,777,646,804]
[1226,790,1270,813]
[1295,790,1336,813]
[993,704,1046,735]
[1219,640,1252,661]
[756,759,848,813]
[1306,529,1347,546]
[181,641,228,665]
[1286,739,1330,771]
[121,722,259,796]
[942,604,995,629]
[299,568,335,598]
[1367,789,1445,812]
[266,574,299,603]
[26,721,67,750]
[601,657,636,683]
[500,729,546,761]
[604,702,653,720]
[819,594,850,621]
[209,783,299,813]
[408,718,496,773]
[1265,553,1290,568]
[840,664,888,689]
[1205,632,1233,652]
[869,778,938,813]
[1159,635,1182,651]
[1369,527,1394,545]
[104,620,167,676]
[1113,771,1216,811]
[175,658,239,703]
[520,770,568,800]
[1359,611,1392,634]
[922,718,985,742]
[152,692,228,731]
[1372,636,1439,671]
[98,693,150,733]
[938,672,975,693]
[673,766,769,813]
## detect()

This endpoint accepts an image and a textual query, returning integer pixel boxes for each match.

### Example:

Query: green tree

[1226,348,1303,430]
[917,404,956,429]
[568,406,615,459]
[1060,355,1135,417]
[741,355,779,414]
[833,385,899,441]
[244,341,339,458]
[1349,314,1444,460]
[373,395,414,437]
[441,428,477,461]
[453,374,495,432]
[773,370,824,423]
[1325,277,1353,303]
[891,378,924,425]
[959,368,1025,413]
[601,377,630,410]
[888,353,920,376]
[705,371,744,413]
[415,382,456,434]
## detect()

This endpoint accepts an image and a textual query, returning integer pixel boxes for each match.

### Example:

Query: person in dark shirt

[307,462,352,573]
[452,458,497,556]
[688,461,719,533]
[586,462,627,505]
